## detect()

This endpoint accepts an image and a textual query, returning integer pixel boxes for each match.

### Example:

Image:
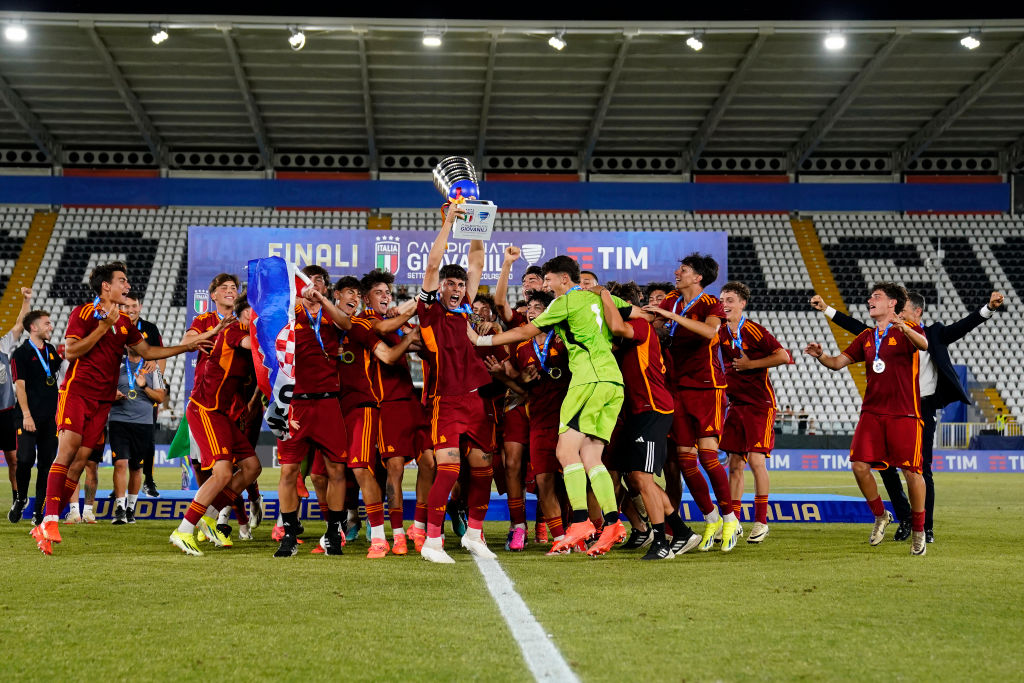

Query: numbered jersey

[531,288,630,388]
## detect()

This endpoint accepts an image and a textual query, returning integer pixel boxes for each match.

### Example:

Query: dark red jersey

[510,332,570,429]
[474,336,511,400]
[338,313,383,412]
[660,290,727,390]
[63,303,144,401]
[361,310,416,403]
[843,323,924,419]
[416,290,491,399]
[616,318,673,415]
[188,311,225,381]
[292,304,343,395]
[719,318,783,407]
[190,322,253,414]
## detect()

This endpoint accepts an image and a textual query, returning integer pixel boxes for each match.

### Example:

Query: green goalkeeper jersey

[531,287,629,388]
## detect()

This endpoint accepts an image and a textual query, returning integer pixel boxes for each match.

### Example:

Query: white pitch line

[472,556,580,683]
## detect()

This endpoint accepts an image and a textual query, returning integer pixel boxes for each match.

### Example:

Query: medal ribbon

[31,343,52,383]
[92,296,108,320]
[669,292,703,336]
[729,315,746,351]
[873,323,892,364]
[532,331,555,373]
[303,305,326,355]
[125,356,143,397]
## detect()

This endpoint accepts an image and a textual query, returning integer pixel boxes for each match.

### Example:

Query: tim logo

[375,236,401,274]
[193,290,211,315]
[566,246,594,270]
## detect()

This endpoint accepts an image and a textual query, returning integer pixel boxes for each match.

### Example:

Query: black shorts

[109,421,154,471]
[616,411,673,476]
[0,408,16,452]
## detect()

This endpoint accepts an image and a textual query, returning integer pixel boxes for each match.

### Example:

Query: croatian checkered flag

[247,256,311,440]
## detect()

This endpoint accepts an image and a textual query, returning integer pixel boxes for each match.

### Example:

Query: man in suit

[810,290,1004,544]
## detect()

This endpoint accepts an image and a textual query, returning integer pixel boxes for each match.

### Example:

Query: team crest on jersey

[194,289,211,315]
[375,235,401,274]
[888,338,897,345]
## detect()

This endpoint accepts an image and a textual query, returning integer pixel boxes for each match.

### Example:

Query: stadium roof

[0,12,1023,174]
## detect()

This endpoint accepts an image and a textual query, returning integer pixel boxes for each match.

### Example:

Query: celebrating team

[25,206,957,560]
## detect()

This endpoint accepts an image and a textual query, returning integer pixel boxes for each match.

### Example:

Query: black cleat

[111,505,127,525]
[893,519,912,542]
[925,529,934,544]
[447,501,468,537]
[274,534,299,557]
[324,532,344,556]
[621,527,654,550]
[641,539,675,561]
[143,480,160,498]
[669,531,701,556]
[217,523,232,539]
[8,498,25,523]
[126,507,136,524]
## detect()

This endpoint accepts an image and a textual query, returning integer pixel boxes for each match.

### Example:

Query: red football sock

[754,495,769,524]
[912,510,925,532]
[426,463,460,538]
[698,449,732,515]
[61,476,79,508]
[318,501,328,521]
[43,463,69,517]
[233,498,249,525]
[867,496,885,517]
[246,481,260,499]
[185,501,206,526]
[546,515,565,539]
[731,500,743,518]
[389,507,404,532]
[211,488,238,512]
[414,502,428,525]
[508,496,527,526]
[678,452,714,515]
[467,466,493,530]
[365,501,385,529]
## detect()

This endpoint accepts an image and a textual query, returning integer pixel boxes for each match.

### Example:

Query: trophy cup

[433,156,498,240]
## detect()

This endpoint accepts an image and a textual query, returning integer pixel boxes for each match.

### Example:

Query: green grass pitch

[0,469,1020,681]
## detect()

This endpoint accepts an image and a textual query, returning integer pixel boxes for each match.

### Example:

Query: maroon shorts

[529,425,561,475]
[427,392,496,453]
[719,403,776,457]
[57,390,112,451]
[379,398,427,462]
[186,402,257,471]
[276,398,347,466]
[345,404,381,469]
[671,388,726,447]
[850,412,923,474]
[503,404,529,445]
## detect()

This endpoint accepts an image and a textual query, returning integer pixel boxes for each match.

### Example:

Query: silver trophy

[433,156,498,240]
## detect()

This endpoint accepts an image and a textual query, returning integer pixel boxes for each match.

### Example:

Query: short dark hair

[123,292,141,302]
[721,281,751,302]
[680,252,719,288]
[645,282,673,299]
[233,294,250,317]
[608,281,643,306]
[208,273,240,296]
[541,255,580,284]
[439,263,468,284]
[302,265,330,287]
[89,261,128,296]
[23,310,49,331]
[581,270,598,284]
[522,266,543,283]
[360,268,395,293]
[871,281,908,314]
[527,290,554,308]
[474,293,496,316]
[906,290,926,312]
[334,276,361,294]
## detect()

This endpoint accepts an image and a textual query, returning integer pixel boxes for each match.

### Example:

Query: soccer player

[579,271,599,290]
[170,295,262,556]
[599,282,700,560]
[645,282,673,308]
[32,262,207,555]
[718,282,791,545]
[417,205,498,564]
[120,292,164,497]
[804,282,930,556]
[359,269,424,554]
[10,306,60,524]
[2,287,32,518]
[494,246,544,327]
[472,255,632,557]
[644,253,736,552]
[108,345,165,525]
[336,274,419,558]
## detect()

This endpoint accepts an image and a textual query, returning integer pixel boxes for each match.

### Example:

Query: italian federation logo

[193,289,211,315]
[375,235,401,274]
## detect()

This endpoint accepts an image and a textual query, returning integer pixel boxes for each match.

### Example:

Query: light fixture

[548,31,566,51]
[686,34,703,51]
[422,30,442,47]
[288,27,306,51]
[960,33,980,50]
[4,24,28,43]
[824,32,846,51]
[151,25,168,45]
